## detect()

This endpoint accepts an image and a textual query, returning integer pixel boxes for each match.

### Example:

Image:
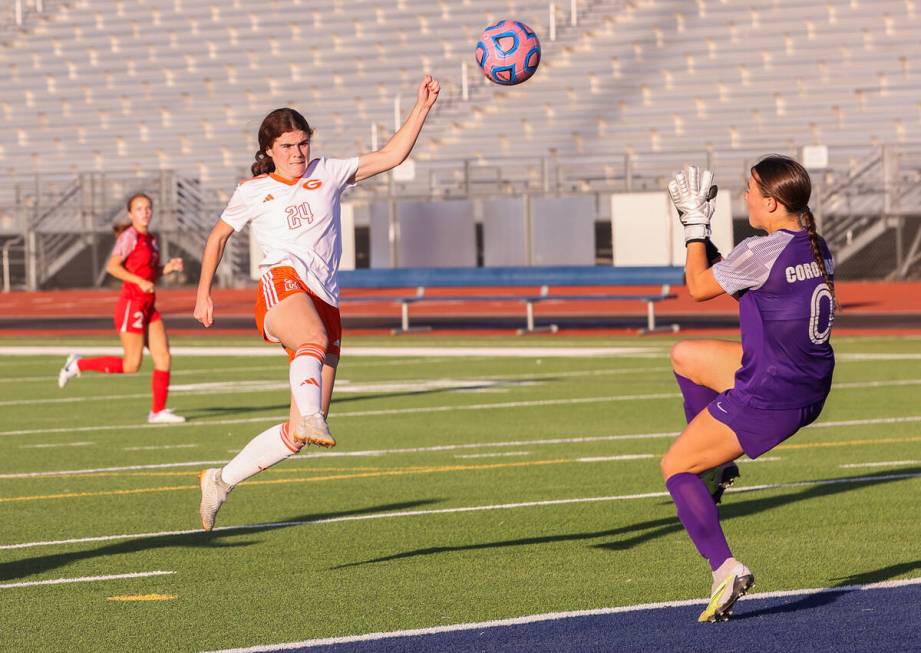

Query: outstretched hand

[416,74,440,110]
[667,165,717,243]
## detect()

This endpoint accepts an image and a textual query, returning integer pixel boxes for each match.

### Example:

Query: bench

[338,266,684,334]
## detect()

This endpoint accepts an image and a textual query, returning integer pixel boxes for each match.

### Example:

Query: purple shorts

[707,390,825,459]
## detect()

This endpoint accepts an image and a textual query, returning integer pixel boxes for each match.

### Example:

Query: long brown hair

[252,108,314,176]
[113,192,153,236]
[751,155,836,313]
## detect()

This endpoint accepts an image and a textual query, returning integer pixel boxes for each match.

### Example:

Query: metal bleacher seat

[0,0,919,202]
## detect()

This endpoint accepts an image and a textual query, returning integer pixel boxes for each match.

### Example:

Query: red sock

[77,356,124,374]
[152,369,170,413]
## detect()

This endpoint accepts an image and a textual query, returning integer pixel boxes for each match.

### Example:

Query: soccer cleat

[292,412,336,448]
[699,462,740,504]
[57,354,81,388]
[698,559,755,623]
[148,408,187,424]
[198,468,232,531]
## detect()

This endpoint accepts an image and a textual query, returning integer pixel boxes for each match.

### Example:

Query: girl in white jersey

[193,75,440,530]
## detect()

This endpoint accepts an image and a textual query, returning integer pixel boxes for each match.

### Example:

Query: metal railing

[3,141,921,289]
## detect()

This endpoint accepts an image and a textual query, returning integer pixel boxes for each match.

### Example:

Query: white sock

[289,343,325,417]
[221,423,302,486]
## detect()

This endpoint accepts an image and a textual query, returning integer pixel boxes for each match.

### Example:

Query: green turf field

[1,334,919,652]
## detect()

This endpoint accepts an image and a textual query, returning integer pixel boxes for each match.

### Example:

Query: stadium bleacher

[2,1,920,190]
[1,0,920,288]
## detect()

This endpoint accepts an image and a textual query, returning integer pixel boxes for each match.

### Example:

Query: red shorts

[114,293,161,334]
[255,266,342,362]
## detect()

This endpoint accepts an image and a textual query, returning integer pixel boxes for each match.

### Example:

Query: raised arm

[684,242,724,301]
[353,75,440,183]
[668,165,726,302]
[193,219,236,327]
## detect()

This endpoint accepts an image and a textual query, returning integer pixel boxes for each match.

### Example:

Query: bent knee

[670,340,697,377]
[122,360,142,374]
[660,453,681,480]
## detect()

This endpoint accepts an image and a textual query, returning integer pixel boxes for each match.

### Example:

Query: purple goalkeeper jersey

[711,228,835,409]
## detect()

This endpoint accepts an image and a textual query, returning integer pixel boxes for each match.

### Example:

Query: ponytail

[251,150,275,176]
[113,222,132,237]
[801,208,837,315]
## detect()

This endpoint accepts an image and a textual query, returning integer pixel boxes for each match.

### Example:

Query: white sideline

[840,460,920,469]
[4,471,921,552]
[3,375,917,409]
[203,578,921,652]
[2,372,919,436]
[0,460,229,478]
[3,412,921,477]
[0,570,174,589]
[0,393,681,436]
[454,451,532,459]
[0,345,663,358]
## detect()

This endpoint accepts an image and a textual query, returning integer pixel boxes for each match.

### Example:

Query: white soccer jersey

[220,156,359,307]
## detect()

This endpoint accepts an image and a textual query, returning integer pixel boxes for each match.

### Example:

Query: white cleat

[292,412,336,448]
[198,468,232,531]
[698,558,755,623]
[57,354,81,389]
[148,408,187,424]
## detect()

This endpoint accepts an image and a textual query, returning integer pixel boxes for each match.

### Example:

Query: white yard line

[835,379,921,388]
[576,455,655,463]
[0,368,668,407]
[3,412,921,473]
[0,365,289,384]
[0,393,681,434]
[0,571,174,589]
[203,578,921,652]
[20,442,95,449]
[0,345,664,358]
[454,452,533,459]
[123,444,199,452]
[2,371,918,413]
[839,460,920,469]
[0,460,228,479]
[4,471,921,552]
[838,353,921,361]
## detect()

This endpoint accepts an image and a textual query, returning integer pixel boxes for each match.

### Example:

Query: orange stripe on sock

[279,423,303,454]
[294,351,325,363]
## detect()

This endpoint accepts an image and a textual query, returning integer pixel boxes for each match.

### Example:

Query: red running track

[1,281,919,337]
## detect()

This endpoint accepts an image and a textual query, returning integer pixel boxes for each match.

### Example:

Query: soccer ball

[474,20,541,86]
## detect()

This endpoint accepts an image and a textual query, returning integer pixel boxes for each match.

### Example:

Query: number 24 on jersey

[285,202,314,229]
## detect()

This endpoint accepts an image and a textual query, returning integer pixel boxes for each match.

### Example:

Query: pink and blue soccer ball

[474,20,541,86]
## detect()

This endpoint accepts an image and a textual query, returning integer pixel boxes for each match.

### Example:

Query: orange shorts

[255,266,342,362]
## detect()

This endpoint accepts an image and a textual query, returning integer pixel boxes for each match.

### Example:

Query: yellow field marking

[107,594,177,602]
[4,435,919,504]
[17,467,392,479]
[0,459,571,504]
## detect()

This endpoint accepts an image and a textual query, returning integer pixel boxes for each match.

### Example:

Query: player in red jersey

[57,192,186,424]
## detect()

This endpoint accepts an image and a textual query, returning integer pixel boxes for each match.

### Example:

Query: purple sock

[666,472,732,571]
[674,373,719,423]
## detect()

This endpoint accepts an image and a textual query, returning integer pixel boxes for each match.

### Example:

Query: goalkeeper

[660,156,836,622]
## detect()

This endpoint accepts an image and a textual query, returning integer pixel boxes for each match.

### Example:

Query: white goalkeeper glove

[667,165,717,244]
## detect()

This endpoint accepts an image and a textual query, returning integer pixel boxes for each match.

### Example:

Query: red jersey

[112,227,160,297]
